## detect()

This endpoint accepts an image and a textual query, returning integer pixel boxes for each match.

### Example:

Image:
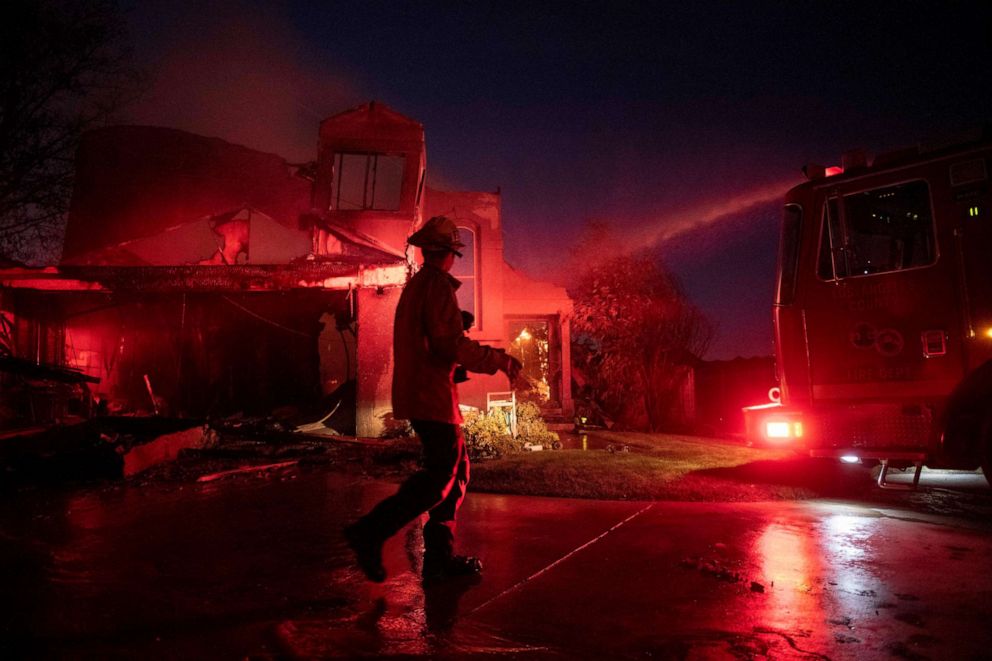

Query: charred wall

[6,290,350,420]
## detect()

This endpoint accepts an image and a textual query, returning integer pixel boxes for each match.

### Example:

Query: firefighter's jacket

[392,263,505,424]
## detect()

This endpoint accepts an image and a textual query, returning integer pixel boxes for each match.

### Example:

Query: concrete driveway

[2,469,990,659]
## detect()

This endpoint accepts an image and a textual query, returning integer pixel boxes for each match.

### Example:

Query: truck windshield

[817,180,935,279]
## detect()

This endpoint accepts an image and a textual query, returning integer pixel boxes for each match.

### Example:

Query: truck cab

[745,134,992,486]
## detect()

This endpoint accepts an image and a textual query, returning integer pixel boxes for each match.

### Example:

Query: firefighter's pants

[355,419,469,560]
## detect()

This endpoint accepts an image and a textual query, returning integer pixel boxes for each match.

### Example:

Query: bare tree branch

[0,0,142,264]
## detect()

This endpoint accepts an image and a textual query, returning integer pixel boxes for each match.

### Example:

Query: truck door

[952,156,992,371]
[804,179,964,407]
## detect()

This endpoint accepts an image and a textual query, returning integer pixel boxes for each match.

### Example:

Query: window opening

[332,153,405,211]
[450,226,477,319]
[507,319,558,405]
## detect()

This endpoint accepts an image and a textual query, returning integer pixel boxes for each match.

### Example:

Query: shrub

[462,408,522,459]
[463,402,560,459]
[516,401,560,448]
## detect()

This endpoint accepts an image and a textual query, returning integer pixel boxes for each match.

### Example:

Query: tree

[570,247,712,432]
[0,0,140,264]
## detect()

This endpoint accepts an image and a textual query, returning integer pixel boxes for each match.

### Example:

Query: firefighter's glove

[501,352,522,384]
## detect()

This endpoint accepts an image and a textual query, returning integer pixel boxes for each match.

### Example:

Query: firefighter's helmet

[407,216,465,257]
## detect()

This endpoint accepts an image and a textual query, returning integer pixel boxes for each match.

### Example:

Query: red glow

[824,166,844,177]
[754,520,827,635]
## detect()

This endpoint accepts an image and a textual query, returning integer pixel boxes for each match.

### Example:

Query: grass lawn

[469,431,877,501]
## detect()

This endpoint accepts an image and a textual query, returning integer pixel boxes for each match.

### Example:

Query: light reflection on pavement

[1,469,991,659]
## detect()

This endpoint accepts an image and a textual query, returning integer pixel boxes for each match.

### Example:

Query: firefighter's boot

[344,522,386,583]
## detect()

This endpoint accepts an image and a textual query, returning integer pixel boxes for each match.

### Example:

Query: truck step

[877,458,924,490]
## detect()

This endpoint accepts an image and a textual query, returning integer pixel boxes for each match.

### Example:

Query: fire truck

[744,131,992,488]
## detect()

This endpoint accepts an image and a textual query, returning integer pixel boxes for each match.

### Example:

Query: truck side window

[818,181,935,279]
[818,198,842,279]
[777,204,803,305]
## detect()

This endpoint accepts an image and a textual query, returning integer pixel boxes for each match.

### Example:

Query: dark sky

[125,0,992,358]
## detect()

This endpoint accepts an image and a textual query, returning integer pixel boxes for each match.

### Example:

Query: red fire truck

[744,132,992,487]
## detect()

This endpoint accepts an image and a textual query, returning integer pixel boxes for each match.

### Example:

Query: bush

[462,409,522,459]
[463,402,559,459]
[516,401,560,448]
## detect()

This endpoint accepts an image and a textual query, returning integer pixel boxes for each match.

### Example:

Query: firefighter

[345,216,522,582]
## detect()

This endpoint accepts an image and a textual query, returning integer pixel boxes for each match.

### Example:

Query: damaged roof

[63,126,313,263]
[2,256,407,293]
[318,101,424,148]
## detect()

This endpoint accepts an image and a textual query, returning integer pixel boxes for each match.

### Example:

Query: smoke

[634,179,792,249]
[527,178,790,285]
[125,0,362,160]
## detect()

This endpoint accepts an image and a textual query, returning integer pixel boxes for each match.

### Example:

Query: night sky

[124,1,992,359]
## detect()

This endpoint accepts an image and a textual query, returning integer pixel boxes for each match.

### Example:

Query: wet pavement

[2,467,992,659]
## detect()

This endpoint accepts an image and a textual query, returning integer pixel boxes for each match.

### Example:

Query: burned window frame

[330,151,406,211]
[450,224,479,324]
[506,316,560,407]
[816,179,938,281]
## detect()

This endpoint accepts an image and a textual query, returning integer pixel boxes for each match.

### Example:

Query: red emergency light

[743,403,806,446]
[802,164,845,180]
[765,419,803,442]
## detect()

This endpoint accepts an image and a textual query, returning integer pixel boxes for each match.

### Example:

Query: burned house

[0,103,572,436]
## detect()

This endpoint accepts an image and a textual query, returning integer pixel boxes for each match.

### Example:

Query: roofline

[319,100,423,129]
